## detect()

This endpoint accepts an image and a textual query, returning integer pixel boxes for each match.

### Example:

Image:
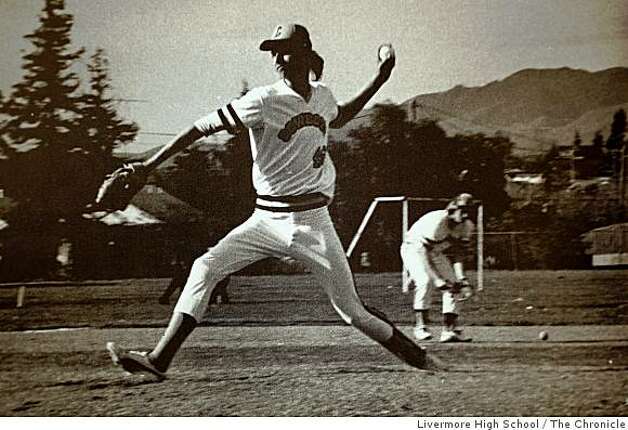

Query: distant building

[93,205,163,227]
[0,184,213,281]
[71,184,209,279]
[582,223,628,267]
[556,142,574,159]
[505,169,545,204]
[505,169,544,185]
[127,184,206,225]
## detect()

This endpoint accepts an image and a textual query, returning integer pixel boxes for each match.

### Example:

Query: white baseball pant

[400,242,460,315]
[174,206,393,342]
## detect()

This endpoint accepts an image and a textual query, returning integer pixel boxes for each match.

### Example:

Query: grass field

[0,270,627,416]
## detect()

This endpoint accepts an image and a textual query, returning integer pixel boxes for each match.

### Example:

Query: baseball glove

[93,162,148,212]
[454,278,474,301]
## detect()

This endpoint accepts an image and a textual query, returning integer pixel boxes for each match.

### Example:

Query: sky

[1,0,627,153]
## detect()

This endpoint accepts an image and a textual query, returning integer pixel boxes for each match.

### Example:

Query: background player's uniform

[401,210,474,317]
[176,80,393,342]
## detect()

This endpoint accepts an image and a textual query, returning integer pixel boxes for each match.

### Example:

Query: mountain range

[120,67,628,162]
[397,67,628,157]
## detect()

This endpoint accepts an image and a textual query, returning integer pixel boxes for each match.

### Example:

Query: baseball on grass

[378,44,394,62]
[539,331,549,341]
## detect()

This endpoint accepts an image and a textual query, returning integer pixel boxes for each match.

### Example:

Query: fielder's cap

[447,193,474,211]
[259,23,312,53]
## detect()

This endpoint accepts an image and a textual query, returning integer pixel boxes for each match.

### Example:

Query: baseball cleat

[439,330,472,343]
[363,305,446,371]
[106,342,166,381]
[380,326,447,370]
[413,326,433,341]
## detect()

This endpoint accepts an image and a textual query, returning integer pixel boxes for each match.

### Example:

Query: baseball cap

[447,193,474,211]
[259,24,312,53]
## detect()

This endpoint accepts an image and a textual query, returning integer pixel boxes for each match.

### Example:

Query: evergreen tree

[589,130,606,177]
[451,132,512,216]
[606,108,626,181]
[0,0,102,279]
[592,130,605,149]
[0,90,14,159]
[1,0,84,153]
[0,0,87,218]
[541,145,572,192]
[607,108,626,151]
[80,48,139,172]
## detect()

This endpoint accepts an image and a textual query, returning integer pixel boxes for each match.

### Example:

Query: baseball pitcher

[102,23,444,380]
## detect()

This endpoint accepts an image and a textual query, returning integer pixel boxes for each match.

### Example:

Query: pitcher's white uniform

[401,210,474,315]
[105,25,435,377]
[175,80,392,342]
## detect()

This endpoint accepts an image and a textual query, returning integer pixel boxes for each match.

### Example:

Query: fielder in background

[400,193,476,343]
[106,23,442,380]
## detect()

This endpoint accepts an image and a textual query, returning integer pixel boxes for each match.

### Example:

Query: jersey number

[313,146,327,168]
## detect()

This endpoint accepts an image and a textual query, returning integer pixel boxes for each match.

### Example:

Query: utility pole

[570,147,576,183]
[571,131,581,183]
[619,145,626,217]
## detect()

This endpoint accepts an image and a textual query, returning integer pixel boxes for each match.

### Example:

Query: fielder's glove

[436,279,455,292]
[93,162,148,212]
[455,278,474,301]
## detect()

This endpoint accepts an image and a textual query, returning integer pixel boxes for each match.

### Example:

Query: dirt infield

[1,325,627,416]
[0,270,627,416]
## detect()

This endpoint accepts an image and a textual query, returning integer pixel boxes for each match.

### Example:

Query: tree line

[0,0,138,279]
[496,108,626,269]
[0,0,138,227]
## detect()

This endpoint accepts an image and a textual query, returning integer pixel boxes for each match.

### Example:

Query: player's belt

[402,238,446,250]
[255,193,330,212]
[423,237,447,246]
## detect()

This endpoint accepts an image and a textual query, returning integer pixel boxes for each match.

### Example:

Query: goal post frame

[345,196,484,292]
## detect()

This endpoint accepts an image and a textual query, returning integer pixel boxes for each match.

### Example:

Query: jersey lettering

[277,112,327,142]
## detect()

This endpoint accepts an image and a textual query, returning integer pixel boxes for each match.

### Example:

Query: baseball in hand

[378,43,394,62]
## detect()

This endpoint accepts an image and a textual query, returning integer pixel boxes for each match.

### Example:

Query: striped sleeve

[194,88,264,136]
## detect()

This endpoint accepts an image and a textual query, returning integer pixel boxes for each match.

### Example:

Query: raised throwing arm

[330,45,396,129]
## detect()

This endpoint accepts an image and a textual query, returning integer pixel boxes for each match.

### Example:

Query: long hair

[309,50,324,81]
